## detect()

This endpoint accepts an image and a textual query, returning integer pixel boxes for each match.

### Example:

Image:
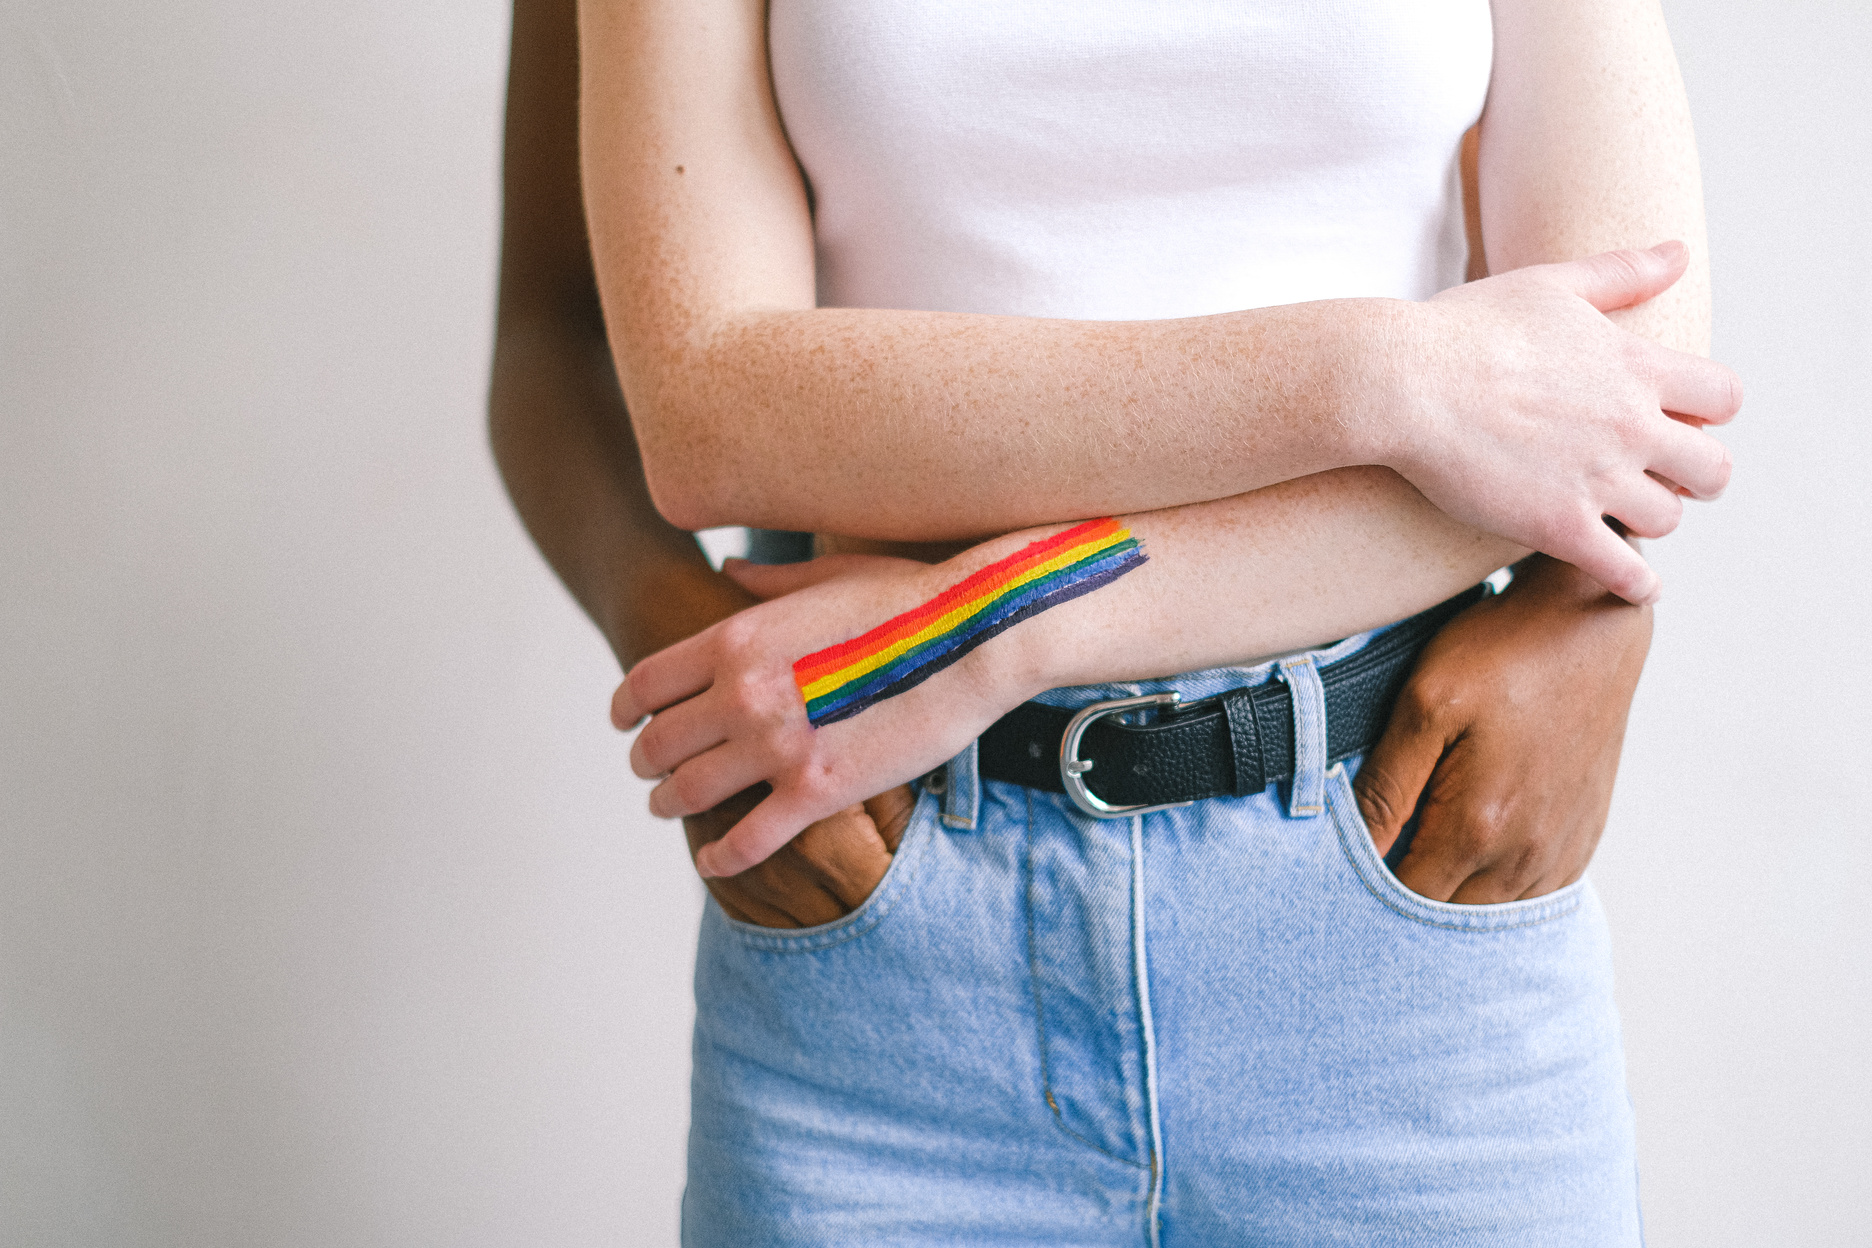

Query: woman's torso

[768,0,1493,559]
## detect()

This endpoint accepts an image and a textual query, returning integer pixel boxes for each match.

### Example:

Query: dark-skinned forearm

[491,0,751,669]
[489,313,752,668]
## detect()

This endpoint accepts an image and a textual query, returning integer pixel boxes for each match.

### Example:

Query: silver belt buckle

[1059,692,1194,820]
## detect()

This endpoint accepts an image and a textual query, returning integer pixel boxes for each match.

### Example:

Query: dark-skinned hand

[684,782,917,927]
[1353,553,1653,904]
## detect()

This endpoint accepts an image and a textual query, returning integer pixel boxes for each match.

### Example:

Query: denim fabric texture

[685,628,1641,1246]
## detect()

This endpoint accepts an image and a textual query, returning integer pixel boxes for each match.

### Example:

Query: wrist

[1330,297,1425,471]
[925,540,1056,710]
[602,557,757,667]
[915,527,1099,712]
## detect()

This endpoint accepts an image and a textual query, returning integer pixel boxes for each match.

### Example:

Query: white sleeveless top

[768,0,1492,320]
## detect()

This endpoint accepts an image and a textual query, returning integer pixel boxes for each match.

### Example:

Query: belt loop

[1280,656,1327,818]
[940,738,981,830]
[1222,689,1262,797]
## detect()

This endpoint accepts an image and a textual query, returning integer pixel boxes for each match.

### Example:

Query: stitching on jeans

[723,791,936,952]
[1025,788,1150,1171]
[1325,773,1584,932]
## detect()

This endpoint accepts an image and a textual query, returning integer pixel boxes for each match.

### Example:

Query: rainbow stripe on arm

[792,518,1148,727]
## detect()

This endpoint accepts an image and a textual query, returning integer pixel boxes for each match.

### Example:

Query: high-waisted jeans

[684,627,1641,1246]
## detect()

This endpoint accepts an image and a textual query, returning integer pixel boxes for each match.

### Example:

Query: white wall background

[1,1,1865,1244]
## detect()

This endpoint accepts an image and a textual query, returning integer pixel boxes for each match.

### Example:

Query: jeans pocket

[1325,763,1586,933]
[717,785,941,953]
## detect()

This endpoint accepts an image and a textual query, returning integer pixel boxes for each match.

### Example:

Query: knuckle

[731,668,798,724]
[623,662,656,708]
[670,768,717,817]
[1599,248,1645,289]
[1354,774,1408,834]
[1621,337,1665,392]
[720,672,762,716]
[1547,507,1600,553]
[727,673,790,726]
[716,613,758,651]
[1449,812,1508,864]
[1399,671,1460,721]
[1504,837,1548,884]
[792,762,840,809]
[1640,493,1683,538]
[633,732,666,778]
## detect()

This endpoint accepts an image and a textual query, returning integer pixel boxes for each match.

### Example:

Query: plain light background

[1,0,1866,1243]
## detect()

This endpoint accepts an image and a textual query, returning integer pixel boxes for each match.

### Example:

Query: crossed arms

[494,0,1731,906]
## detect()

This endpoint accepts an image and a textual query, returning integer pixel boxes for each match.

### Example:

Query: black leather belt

[977,585,1487,816]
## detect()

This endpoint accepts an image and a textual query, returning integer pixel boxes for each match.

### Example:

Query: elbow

[633,403,746,533]
[641,467,728,533]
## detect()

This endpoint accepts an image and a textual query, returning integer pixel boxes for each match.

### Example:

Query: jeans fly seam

[1130,814,1165,1248]
[1024,787,1151,1172]
[1325,777,1584,932]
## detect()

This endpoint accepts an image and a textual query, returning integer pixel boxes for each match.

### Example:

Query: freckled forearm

[946,468,1523,704]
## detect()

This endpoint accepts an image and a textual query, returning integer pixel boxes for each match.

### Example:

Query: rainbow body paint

[793,518,1147,726]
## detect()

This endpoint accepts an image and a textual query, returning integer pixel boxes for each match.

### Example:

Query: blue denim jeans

[685,629,1640,1245]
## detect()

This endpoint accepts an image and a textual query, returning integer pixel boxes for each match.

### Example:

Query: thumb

[721,555,859,601]
[694,789,811,878]
[1547,517,1661,607]
[724,552,917,600]
[1553,241,1689,313]
[1354,703,1448,856]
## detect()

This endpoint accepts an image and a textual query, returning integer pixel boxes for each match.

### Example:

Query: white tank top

[768,0,1492,320]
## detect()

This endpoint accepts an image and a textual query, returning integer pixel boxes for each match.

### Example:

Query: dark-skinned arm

[489,0,911,926]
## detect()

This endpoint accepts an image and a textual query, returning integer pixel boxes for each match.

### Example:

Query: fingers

[1604,477,1684,542]
[1548,514,1660,606]
[694,789,820,878]
[1450,863,1573,906]
[1652,349,1744,427]
[721,557,836,601]
[611,635,715,728]
[1354,706,1448,857]
[1552,241,1688,313]
[649,742,772,819]
[1390,833,1480,904]
[862,784,919,853]
[629,691,729,779]
[1645,417,1733,501]
[722,553,897,601]
[1399,812,1575,905]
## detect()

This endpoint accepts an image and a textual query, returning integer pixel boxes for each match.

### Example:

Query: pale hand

[1378,241,1740,605]
[613,554,1019,878]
